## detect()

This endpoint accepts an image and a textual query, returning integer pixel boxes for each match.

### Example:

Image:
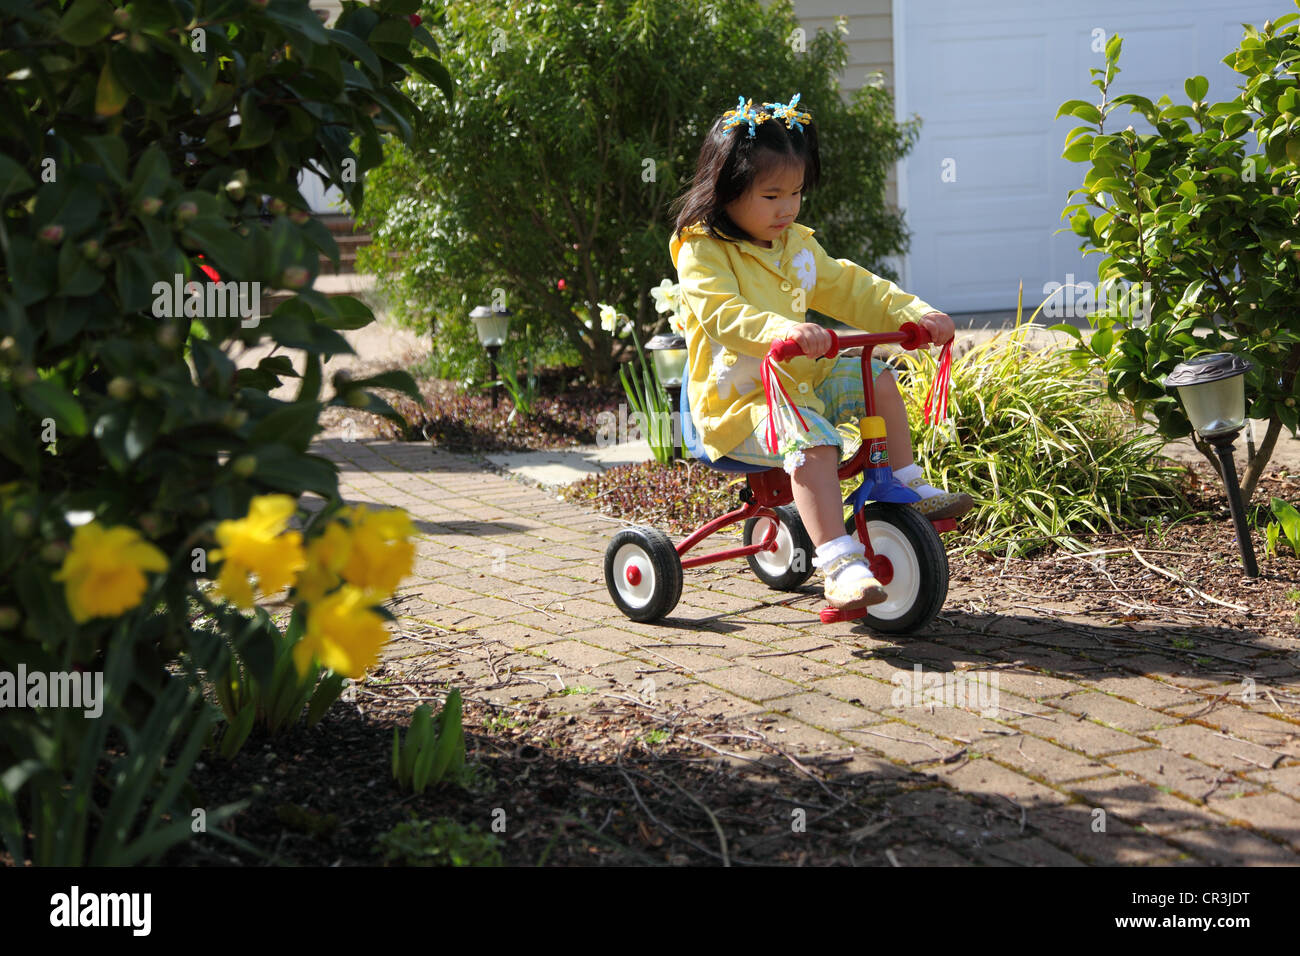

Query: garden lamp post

[1166,352,1258,577]
[644,333,687,460]
[470,306,511,409]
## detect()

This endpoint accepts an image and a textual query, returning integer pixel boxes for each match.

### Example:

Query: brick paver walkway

[313,438,1300,865]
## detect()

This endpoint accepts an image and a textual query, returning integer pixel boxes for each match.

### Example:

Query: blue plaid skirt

[723,356,892,467]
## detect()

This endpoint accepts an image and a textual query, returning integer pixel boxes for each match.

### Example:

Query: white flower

[650,279,680,315]
[598,303,621,333]
[668,310,686,335]
[792,249,816,291]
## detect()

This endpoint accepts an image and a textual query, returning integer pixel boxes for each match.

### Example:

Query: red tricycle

[603,322,954,632]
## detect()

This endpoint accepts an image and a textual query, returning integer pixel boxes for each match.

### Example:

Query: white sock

[893,462,942,498]
[812,534,859,569]
[812,535,874,589]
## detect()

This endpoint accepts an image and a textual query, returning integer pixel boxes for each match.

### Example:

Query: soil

[329,371,624,452]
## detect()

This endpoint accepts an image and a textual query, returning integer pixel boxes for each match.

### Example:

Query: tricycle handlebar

[767,321,931,362]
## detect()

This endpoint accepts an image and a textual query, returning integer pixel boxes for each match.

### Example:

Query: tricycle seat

[680,378,772,474]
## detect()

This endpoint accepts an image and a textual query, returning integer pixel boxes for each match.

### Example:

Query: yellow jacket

[669,221,938,461]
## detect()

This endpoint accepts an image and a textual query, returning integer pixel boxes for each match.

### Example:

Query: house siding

[792,0,901,208]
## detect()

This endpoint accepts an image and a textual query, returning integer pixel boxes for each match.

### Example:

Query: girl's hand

[918,311,955,346]
[784,322,833,358]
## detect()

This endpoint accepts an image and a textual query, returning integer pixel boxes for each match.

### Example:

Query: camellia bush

[358,0,922,386]
[1055,11,1300,501]
[0,0,451,864]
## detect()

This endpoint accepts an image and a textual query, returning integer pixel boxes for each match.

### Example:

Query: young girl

[668,94,973,611]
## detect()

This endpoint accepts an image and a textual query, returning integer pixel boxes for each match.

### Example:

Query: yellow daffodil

[53,522,168,623]
[339,505,414,596]
[294,520,352,605]
[292,585,389,678]
[210,494,306,609]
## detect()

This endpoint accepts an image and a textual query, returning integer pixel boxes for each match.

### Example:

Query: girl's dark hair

[669,103,821,242]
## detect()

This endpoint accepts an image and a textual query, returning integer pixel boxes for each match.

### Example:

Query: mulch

[343,371,624,452]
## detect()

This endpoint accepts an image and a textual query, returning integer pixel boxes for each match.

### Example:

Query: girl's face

[724,160,804,247]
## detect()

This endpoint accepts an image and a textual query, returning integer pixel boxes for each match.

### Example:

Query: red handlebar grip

[897,321,931,351]
[822,329,839,359]
[769,339,802,362]
[769,329,841,362]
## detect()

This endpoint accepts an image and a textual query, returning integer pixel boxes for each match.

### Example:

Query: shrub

[892,290,1191,556]
[0,0,447,864]
[1055,14,1300,502]
[358,0,921,386]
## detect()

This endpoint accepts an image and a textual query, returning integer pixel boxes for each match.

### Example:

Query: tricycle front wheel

[846,504,948,633]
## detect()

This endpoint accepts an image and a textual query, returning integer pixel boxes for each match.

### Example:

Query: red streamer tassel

[761,352,810,453]
[923,340,953,425]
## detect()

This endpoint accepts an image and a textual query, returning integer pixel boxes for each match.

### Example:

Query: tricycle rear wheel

[743,504,816,591]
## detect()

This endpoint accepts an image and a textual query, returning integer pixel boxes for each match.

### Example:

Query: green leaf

[306,673,346,728]
[264,2,330,45]
[0,154,34,201]
[349,369,422,404]
[408,57,454,101]
[57,242,105,297]
[1270,498,1300,556]
[248,401,323,453]
[249,444,339,497]
[328,27,383,78]
[58,0,113,46]
[1056,99,1101,124]
[33,176,101,239]
[233,92,274,149]
[368,19,414,63]
[94,59,128,116]
[1184,75,1209,103]
[180,221,251,279]
[426,689,463,784]
[1063,138,1093,162]
[219,702,257,759]
[82,134,129,185]
[1090,328,1114,357]
[20,379,87,437]
[318,294,373,330]
[109,45,174,105]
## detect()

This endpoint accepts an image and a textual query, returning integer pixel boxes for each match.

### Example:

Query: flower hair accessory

[762,93,811,134]
[721,93,812,139]
[721,96,772,138]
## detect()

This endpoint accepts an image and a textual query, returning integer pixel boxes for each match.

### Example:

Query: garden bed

[347,370,623,452]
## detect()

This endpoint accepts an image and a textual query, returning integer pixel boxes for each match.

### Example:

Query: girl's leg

[789,444,845,546]
[789,444,886,609]
[874,369,914,469]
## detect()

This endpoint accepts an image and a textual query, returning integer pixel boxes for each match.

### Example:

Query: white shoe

[822,553,887,610]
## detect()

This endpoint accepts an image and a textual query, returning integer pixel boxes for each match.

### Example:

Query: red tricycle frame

[674,326,954,624]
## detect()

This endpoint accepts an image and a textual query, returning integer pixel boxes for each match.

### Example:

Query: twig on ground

[1128,547,1250,612]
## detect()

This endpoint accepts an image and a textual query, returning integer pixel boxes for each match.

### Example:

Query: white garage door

[896,0,1284,313]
